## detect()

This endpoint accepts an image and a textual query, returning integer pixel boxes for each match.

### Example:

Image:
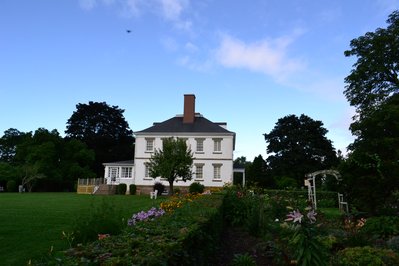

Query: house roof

[135,114,235,135]
[102,160,134,166]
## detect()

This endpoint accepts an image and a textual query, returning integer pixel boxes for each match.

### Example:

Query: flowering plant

[128,207,165,226]
[285,207,327,266]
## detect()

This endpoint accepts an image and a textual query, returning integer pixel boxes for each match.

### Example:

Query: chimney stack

[183,94,195,123]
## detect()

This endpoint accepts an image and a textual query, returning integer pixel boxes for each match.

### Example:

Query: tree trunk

[168,180,174,196]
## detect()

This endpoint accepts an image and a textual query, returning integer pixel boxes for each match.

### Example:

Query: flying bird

[126,30,131,33]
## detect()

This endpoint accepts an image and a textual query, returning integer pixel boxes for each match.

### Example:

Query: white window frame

[213,164,222,180]
[121,167,132,178]
[108,167,119,181]
[213,138,222,153]
[145,138,154,152]
[195,138,204,153]
[195,164,204,180]
[144,163,151,179]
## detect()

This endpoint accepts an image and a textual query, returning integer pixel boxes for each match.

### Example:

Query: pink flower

[306,209,317,223]
[285,210,303,224]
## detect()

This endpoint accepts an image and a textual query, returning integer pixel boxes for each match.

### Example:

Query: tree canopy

[341,10,399,214]
[147,138,193,195]
[264,114,339,187]
[65,101,134,177]
[344,10,399,118]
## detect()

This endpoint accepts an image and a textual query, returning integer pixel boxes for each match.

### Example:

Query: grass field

[0,193,162,265]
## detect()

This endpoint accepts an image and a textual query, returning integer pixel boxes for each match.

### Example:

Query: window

[144,163,150,178]
[108,167,119,181]
[213,164,222,180]
[195,164,204,180]
[121,167,132,178]
[213,138,222,152]
[196,138,204,152]
[146,138,154,152]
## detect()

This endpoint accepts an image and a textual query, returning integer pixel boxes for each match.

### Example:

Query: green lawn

[0,193,162,265]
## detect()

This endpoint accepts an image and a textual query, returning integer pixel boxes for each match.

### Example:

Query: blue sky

[1,0,398,161]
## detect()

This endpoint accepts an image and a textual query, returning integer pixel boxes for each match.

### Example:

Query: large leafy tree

[342,10,399,214]
[0,128,31,163]
[264,114,339,187]
[65,101,134,177]
[344,10,399,118]
[147,138,193,195]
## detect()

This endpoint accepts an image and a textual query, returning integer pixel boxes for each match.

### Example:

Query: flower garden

[34,186,399,265]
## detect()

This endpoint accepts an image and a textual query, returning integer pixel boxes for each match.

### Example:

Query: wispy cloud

[78,0,192,31]
[214,33,306,81]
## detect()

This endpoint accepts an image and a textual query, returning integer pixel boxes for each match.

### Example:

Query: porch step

[93,184,116,195]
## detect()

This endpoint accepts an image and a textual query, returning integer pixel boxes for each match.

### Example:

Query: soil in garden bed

[215,226,275,265]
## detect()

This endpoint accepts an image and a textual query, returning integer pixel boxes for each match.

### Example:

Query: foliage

[284,208,328,266]
[360,216,399,240]
[387,236,399,253]
[129,184,136,195]
[246,155,273,188]
[43,194,224,265]
[6,179,16,192]
[65,101,134,177]
[71,199,125,244]
[264,114,339,187]
[147,137,194,195]
[0,193,158,266]
[153,181,165,195]
[231,253,257,266]
[334,246,399,266]
[342,10,399,215]
[275,176,298,190]
[189,181,205,194]
[160,193,202,212]
[0,128,31,163]
[116,183,127,195]
[344,10,399,117]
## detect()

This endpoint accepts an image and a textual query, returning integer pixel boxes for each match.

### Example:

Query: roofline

[134,131,235,136]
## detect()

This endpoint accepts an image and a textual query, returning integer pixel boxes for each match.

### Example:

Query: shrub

[129,184,137,195]
[231,253,256,266]
[153,182,165,195]
[116,183,127,195]
[387,236,399,253]
[72,199,125,244]
[360,216,399,239]
[334,246,399,265]
[189,182,205,194]
[6,180,16,192]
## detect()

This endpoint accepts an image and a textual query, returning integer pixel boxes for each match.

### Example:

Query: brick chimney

[183,94,195,123]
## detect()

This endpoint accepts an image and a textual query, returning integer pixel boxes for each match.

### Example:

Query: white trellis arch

[304,170,341,210]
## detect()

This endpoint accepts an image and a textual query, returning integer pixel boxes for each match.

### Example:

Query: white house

[103,94,236,194]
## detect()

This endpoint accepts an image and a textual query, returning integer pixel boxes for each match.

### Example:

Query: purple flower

[128,207,165,226]
[285,210,304,224]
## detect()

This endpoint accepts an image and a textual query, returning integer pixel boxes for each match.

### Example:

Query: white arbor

[304,170,341,210]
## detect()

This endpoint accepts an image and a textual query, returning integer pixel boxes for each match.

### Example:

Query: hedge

[42,194,224,265]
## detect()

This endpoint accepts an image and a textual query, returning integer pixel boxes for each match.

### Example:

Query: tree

[65,101,134,177]
[264,114,339,187]
[246,155,273,188]
[147,138,193,195]
[344,10,399,118]
[342,10,399,214]
[0,128,31,163]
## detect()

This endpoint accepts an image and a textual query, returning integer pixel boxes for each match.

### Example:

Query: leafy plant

[153,182,165,195]
[72,199,125,244]
[231,253,256,266]
[360,216,399,239]
[6,180,16,192]
[189,182,205,194]
[334,246,399,265]
[129,184,137,195]
[116,183,127,195]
